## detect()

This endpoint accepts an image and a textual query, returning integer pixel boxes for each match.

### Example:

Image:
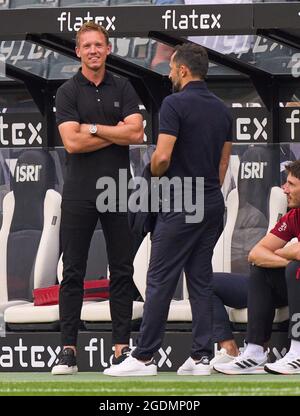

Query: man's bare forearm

[95,122,143,145]
[66,131,111,153]
[275,243,300,261]
[151,151,170,177]
[249,246,290,268]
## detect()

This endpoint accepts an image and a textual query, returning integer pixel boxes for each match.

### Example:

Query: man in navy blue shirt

[104,43,232,376]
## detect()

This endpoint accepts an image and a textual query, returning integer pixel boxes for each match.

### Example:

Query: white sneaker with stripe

[210,348,236,373]
[264,352,300,375]
[213,352,268,375]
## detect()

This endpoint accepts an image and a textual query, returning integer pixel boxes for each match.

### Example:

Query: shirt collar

[182,80,207,91]
[75,69,113,87]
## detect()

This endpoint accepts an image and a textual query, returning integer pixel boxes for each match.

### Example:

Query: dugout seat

[59,0,108,5]
[131,233,192,323]
[10,0,58,7]
[0,150,10,229]
[1,150,61,320]
[110,0,152,4]
[0,0,9,9]
[5,145,148,328]
[212,145,289,324]
[48,62,80,80]
[5,219,144,328]
[226,185,289,323]
[212,145,285,274]
[4,219,109,327]
[80,228,144,327]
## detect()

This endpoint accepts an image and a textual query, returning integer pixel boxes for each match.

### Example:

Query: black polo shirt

[159,80,232,196]
[55,69,141,201]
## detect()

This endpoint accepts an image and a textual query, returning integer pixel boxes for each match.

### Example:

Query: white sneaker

[210,348,236,373]
[177,356,211,376]
[214,352,268,375]
[264,352,300,375]
[51,348,78,375]
[103,355,157,377]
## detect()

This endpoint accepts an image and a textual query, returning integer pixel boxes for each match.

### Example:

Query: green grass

[0,373,300,396]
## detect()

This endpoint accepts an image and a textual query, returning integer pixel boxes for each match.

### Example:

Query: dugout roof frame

[0,2,300,145]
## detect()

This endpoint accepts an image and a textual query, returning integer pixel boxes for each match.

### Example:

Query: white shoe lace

[215,348,228,357]
[235,351,267,364]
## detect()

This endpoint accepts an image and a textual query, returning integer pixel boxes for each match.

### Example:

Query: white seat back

[212,188,239,273]
[132,233,151,300]
[267,186,288,233]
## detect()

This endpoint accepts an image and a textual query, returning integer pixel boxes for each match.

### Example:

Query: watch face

[89,124,97,134]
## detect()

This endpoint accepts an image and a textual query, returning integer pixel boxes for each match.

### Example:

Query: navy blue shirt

[159,81,232,195]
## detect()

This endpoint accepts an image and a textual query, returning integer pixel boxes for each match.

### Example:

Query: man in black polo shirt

[105,43,232,376]
[51,22,143,375]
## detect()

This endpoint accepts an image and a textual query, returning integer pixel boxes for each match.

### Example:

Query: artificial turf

[0,373,299,396]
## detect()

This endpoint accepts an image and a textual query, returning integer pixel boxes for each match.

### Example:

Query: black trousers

[133,198,224,361]
[246,261,300,346]
[59,199,135,346]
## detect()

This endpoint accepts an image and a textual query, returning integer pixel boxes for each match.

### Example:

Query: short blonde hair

[76,22,109,47]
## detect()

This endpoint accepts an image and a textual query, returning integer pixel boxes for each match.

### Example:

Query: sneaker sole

[214,366,266,375]
[103,369,157,377]
[264,365,300,375]
[177,369,211,376]
[52,366,78,375]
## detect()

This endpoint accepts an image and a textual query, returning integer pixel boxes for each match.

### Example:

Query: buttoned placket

[95,86,101,103]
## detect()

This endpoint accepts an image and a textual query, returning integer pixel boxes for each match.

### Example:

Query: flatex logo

[240,162,267,179]
[15,164,42,183]
[84,337,173,369]
[0,116,42,146]
[57,11,116,32]
[162,9,221,30]
[0,338,61,368]
[158,346,172,368]
[236,117,268,141]
[286,110,300,140]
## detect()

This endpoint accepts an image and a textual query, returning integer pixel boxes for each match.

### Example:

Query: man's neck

[181,76,203,89]
[81,66,106,86]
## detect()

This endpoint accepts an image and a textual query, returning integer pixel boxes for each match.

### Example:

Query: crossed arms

[248,233,300,268]
[58,113,144,154]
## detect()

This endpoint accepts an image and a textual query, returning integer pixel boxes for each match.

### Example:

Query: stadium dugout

[0,0,300,372]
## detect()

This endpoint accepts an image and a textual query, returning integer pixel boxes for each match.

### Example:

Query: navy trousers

[212,272,248,343]
[133,198,224,361]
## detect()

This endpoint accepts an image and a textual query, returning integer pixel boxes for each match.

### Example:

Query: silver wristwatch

[89,124,97,135]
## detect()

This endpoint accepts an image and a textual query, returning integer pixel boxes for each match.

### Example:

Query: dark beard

[172,83,180,93]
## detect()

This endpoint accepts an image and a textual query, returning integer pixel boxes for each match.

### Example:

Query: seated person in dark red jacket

[215,160,300,375]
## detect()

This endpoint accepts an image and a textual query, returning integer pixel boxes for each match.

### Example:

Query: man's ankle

[63,346,77,356]
[219,340,239,357]
[114,344,129,358]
